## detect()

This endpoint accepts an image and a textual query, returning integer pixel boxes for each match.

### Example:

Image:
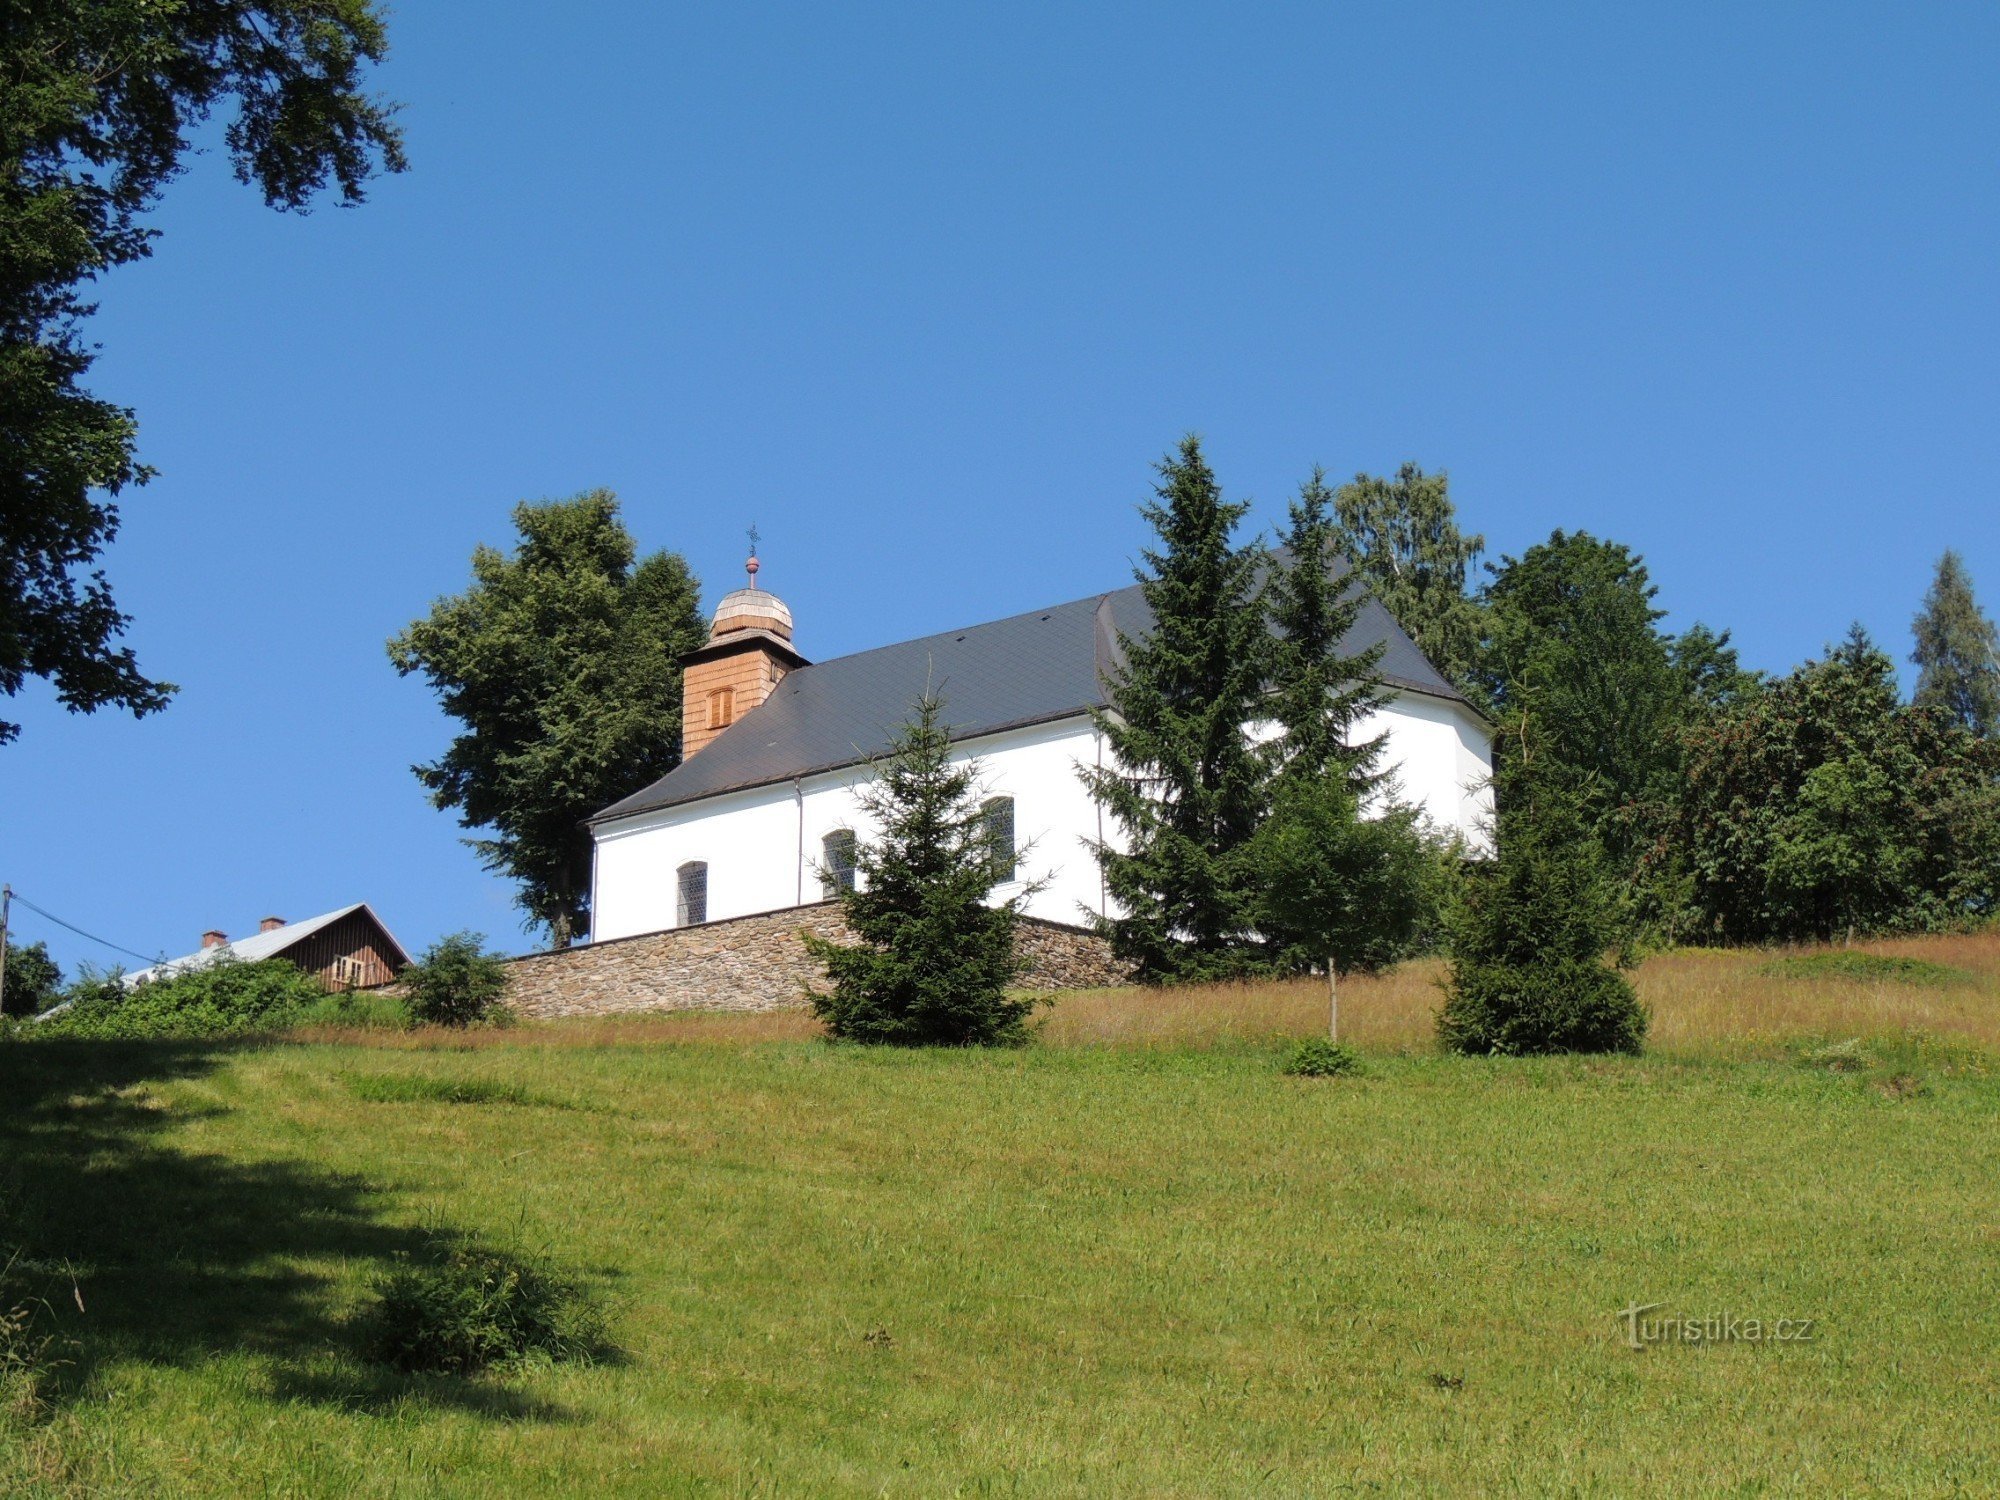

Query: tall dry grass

[302,929,2000,1056]
[1044,929,2000,1054]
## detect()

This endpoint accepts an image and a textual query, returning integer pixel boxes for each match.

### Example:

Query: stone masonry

[503,901,1131,1020]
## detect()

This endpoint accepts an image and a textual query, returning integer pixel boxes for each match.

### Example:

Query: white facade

[589,693,1492,943]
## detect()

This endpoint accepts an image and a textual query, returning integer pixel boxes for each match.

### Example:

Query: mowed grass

[3,935,1999,1496]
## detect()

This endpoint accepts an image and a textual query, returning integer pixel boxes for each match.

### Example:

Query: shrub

[402,933,510,1028]
[1437,959,1647,1057]
[32,956,325,1040]
[369,1238,605,1374]
[295,989,414,1028]
[1281,1038,1361,1077]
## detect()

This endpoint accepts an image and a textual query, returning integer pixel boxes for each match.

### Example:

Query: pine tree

[805,690,1039,1046]
[1912,550,2000,738]
[1330,463,1488,697]
[1082,437,1272,982]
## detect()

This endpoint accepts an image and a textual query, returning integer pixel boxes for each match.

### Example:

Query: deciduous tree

[1679,627,2000,943]
[1,0,406,743]
[388,493,704,947]
[1331,463,1487,697]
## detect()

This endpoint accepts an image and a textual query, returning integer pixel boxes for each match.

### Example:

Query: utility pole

[0,884,11,1017]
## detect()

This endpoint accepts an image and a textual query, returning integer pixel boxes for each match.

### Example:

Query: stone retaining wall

[503,902,1129,1020]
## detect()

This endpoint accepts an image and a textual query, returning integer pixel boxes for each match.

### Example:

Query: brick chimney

[260,916,286,933]
[201,930,228,949]
[681,551,807,761]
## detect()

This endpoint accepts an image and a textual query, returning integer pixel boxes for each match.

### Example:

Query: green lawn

[3,1028,1998,1495]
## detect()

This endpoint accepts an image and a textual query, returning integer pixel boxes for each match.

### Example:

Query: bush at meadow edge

[26,957,337,1041]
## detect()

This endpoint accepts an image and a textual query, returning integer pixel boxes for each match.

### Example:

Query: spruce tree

[1083,437,1271,982]
[1437,757,1648,1056]
[1912,550,2000,738]
[1253,469,1433,1028]
[805,690,1039,1046]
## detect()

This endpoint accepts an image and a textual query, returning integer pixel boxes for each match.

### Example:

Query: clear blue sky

[5,2,1996,975]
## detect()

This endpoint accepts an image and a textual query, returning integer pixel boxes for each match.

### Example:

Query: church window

[677,861,709,926]
[822,830,858,895]
[981,796,1017,882]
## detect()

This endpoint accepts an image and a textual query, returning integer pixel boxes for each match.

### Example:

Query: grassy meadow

[4,934,1999,1495]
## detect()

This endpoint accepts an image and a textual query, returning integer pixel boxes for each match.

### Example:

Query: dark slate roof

[591,559,1467,824]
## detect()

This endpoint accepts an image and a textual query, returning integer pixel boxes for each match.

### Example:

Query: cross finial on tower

[745,523,761,587]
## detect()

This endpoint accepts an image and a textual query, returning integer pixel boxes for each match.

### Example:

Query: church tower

[679,548,806,761]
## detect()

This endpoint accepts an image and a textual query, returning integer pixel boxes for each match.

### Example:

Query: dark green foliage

[33,957,327,1040]
[1439,773,1648,1056]
[1281,1038,1361,1077]
[369,1238,605,1375]
[1478,533,1685,858]
[1256,778,1435,978]
[1762,953,1967,987]
[1679,628,2000,943]
[2,0,404,743]
[1477,530,1751,940]
[1,941,62,1018]
[1266,469,1385,787]
[805,691,1040,1046]
[1439,959,1647,1058]
[1083,437,1272,982]
[389,493,706,945]
[1911,550,2000,738]
[1330,463,1488,698]
[1253,472,1435,980]
[401,934,510,1029]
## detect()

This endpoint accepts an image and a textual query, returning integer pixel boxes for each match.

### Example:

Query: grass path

[4,939,2000,1494]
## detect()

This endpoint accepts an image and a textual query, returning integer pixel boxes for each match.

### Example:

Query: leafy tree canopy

[1680,627,2000,943]
[1911,549,2000,738]
[805,689,1040,1046]
[1330,463,1488,698]
[388,492,705,948]
[1,0,405,743]
[1,939,63,1017]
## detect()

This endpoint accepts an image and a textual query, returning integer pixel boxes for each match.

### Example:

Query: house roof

[592,557,1471,826]
[120,903,411,988]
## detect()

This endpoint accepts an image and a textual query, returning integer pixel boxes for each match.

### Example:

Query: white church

[586,553,1493,944]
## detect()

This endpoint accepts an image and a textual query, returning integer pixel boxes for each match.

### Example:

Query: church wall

[590,716,1114,943]
[589,693,1492,947]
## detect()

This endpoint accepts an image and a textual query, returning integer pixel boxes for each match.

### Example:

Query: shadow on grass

[0,1038,576,1422]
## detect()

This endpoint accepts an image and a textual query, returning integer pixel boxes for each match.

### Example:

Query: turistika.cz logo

[1615,1302,1817,1350]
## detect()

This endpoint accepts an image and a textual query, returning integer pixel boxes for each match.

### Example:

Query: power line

[8,892,162,967]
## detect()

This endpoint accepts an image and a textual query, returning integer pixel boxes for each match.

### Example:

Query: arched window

[822,829,858,895]
[981,796,1016,882]
[676,860,708,926]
